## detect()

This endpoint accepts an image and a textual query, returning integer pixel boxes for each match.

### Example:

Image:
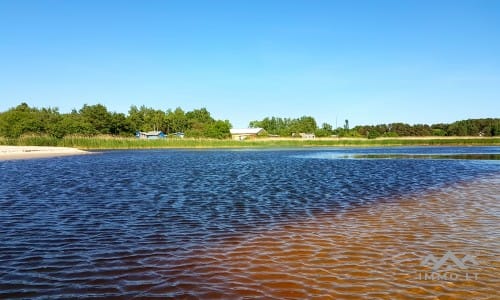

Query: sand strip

[0,146,90,160]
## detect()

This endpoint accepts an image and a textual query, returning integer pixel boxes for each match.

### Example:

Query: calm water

[1,147,499,299]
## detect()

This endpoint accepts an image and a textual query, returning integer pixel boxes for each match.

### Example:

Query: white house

[300,133,316,139]
[230,128,265,140]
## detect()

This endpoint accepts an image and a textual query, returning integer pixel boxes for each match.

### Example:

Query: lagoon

[1,147,499,299]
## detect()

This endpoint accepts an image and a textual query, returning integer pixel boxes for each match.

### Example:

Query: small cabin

[230,128,264,140]
[135,131,166,139]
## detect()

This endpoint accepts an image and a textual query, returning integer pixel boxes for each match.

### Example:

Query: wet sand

[0,146,89,160]
[154,176,499,299]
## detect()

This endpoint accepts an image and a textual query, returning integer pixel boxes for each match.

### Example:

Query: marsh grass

[0,135,498,149]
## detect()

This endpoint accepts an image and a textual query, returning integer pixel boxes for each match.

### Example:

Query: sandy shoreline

[0,146,89,160]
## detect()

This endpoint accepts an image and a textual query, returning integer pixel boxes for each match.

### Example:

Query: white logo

[420,251,479,272]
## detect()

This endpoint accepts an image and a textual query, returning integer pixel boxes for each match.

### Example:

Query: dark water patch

[350,153,500,160]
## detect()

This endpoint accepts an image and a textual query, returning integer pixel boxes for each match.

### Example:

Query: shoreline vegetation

[1,103,499,141]
[1,103,499,152]
[1,135,499,150]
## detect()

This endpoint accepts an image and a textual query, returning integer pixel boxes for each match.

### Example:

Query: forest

[249,116,500,138]
[0,103,231,139]
[0,102,498,139]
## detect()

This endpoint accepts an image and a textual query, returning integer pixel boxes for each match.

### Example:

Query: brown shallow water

[140,176,500,299]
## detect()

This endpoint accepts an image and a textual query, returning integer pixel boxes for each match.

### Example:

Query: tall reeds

[0,135,498,149]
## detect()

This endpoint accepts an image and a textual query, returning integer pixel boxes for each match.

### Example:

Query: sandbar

[0,146,89,160]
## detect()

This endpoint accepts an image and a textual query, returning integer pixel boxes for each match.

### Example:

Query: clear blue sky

[1,0,499,128]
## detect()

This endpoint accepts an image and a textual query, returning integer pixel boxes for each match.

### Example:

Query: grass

[1,135,499,149]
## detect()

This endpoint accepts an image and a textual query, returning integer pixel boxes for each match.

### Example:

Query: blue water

[0,146,499,298]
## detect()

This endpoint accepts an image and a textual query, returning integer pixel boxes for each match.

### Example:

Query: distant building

[135,131,166,139]
[300,133,316,139]
[230,128,264,140]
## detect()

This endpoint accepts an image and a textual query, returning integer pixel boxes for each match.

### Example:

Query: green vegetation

[1,135,498,150]
[249,116,319,136]
[0,103,231,139]
[0,102,499,149]
[250,116,500,138]
[354,119,500,138]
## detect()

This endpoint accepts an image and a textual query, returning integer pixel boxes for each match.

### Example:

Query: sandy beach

[0,146,89,160]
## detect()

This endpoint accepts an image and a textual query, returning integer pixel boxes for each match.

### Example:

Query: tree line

[249,116,500,138]
[352,119,500,138]
[0,102,498,139]
[0,103,231,139]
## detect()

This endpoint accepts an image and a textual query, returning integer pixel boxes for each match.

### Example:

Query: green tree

[185,108,215,137]
[57,112,97,136]
[165,107,187,133]
[128,105,145,131]
[315,122,333,137]
[79,104,113,134]
[109,112,132,135]
[0,103,51,137]
[204,120,231,139]
[249,116,319,136]
[293,116,317,133]
[127,105,165,132]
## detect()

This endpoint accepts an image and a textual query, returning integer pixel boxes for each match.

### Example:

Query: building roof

[230,128,264,135]
[139,131,164,136]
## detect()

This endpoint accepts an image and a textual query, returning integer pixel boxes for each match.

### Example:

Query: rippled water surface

[1,147,499,299]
